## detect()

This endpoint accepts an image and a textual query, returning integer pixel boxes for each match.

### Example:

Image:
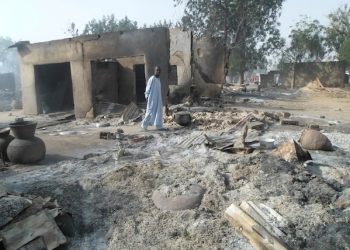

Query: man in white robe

[141,66,165,130]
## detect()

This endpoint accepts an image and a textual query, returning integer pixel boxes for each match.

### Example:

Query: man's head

[154,66,161,78]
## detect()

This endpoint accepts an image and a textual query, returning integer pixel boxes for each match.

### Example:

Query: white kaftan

[141,75,163,129]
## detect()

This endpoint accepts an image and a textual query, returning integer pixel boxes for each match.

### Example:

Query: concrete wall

[193,38,225,85]
[18,28,170,118]
[193,37,225,98]
[281,61,346,88]
[169,29,192,86]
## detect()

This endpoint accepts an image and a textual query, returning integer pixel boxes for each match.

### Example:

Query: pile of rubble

[0,187,73,249]
[1,88,350,249]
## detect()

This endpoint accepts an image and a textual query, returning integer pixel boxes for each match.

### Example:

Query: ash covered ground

[1,85,350,249]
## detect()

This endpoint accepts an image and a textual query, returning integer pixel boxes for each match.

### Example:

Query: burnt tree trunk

[240,70,245,85]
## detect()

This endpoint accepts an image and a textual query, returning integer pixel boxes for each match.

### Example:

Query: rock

[272,140,312,163]
[0,195,32,227]
[152,183,204,211]
[283,112,291,118]
[335,188,350,209]
[299,129,333,151]
[248,121,264,131]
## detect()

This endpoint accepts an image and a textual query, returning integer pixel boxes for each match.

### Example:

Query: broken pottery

[272,140,312,163]
[152,183,204,211]
[299,129,333,151]
[0,128,14,161]
[7,121,46,164]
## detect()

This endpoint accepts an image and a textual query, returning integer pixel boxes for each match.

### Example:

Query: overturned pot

[7,121,46,164]
[0,128,14,162]
[174,111,192,127]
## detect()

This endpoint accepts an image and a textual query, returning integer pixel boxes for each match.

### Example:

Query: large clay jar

[174,112,192,126]
[7,121,46,164]
[0,128,14,161]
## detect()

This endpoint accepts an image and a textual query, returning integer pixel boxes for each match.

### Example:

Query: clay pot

[7,137,46,164]
[299,129,333,151]
[9,121,37,139]
[0,128,14,161]
[174,112,192,126]
[7,121,46,164]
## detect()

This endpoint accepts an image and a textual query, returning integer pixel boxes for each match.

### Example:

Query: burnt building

[15,28,225,118]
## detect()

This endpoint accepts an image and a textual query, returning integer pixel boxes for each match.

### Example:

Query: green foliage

[339,35,350,63]
[145,19,180,28]
[325,4,350,55]
[0,37,13,61]
[66,22,80,37]
[82,15,138,35]
[283,17,326,63]
[175,0,285,75]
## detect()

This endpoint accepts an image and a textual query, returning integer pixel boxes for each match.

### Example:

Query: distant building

[260,61,348,89]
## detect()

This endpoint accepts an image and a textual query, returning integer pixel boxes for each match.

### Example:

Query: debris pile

[0,189,73,250]
[0,85,350,249]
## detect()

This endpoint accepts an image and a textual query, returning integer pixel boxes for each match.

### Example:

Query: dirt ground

[0,85,350,249]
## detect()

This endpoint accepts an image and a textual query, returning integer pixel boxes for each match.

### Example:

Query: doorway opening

[91,60,120,116]
[34,62,74,114]
[135,64,146,104]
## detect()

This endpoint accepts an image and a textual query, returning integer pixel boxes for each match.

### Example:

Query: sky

[0,0,348,43]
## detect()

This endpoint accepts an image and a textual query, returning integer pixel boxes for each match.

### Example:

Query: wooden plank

[0,210,66,250]
[18,237,47,250]
[37,120,71,129]
[240,201,286,239]
[228,113,254,133]
[225,204,288,250]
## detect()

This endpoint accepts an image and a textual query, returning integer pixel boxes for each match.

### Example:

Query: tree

[82,15,138,35]
[0,37,19,74]
[339,35,350,63]
[0,37,20,91]
[283,17,326,63]
[175,0,285,84]
[325,4,350,57]
[66,22,80,37]
[145,19,179,28]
